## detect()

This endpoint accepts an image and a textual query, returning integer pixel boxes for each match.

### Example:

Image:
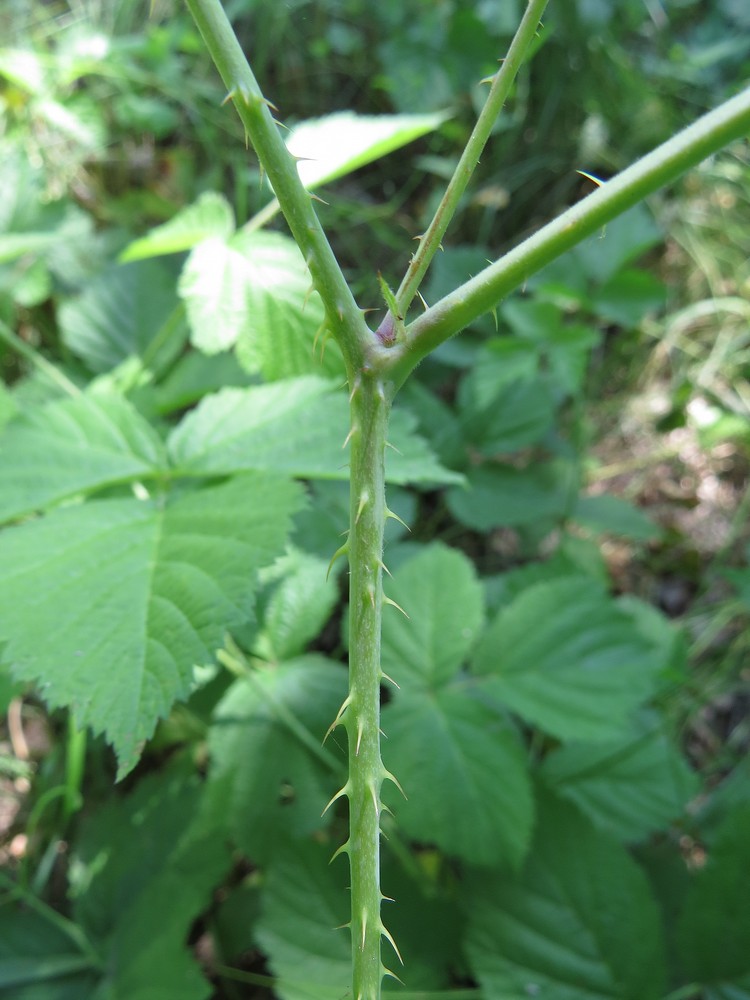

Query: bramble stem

[395,0,549,319]
[345,374,393,998]
[382,84,750,387]
[184,0,370,373]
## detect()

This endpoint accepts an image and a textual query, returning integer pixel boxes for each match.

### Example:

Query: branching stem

[395,0,549,318]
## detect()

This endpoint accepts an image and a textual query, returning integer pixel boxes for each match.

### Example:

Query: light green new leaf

[168,377,462,485]
[119,192,236,262]
[677,804,750,989]
[541,710,699,841]
[380,543,484,690]
[0,392,166,524]
[473,578,661,741]
[255,837,351,1000]
[207,656,347,863]
[0,473,302,777]
[286,110,448,190]
[465,791,666,1000]
[179,230,345,379]
[382,685,533,869]
[255,550,339,662]
[58,259,184,374]
[71,770,229,1000]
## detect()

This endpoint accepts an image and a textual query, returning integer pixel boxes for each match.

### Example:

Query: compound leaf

[465,790,666,1000]
[380,542,484,690]
[0,391,166,524]
[120,192,236,262]
[472,577,661,742]
[168,377,462,486]
[0,473,302,777]
[382,684,533,869]
[207,655,347,863]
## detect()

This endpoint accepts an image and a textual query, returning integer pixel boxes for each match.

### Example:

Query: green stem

[0,318,80,398]
[63,715,86,822]
[395,0,549,318]
[382,84,750,387]
[342,373,397,999]
[183,0,370,374]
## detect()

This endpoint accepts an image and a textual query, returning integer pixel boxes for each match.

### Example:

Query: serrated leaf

[0,392,166,524]
[541,711,699,841]
[286,110,448,190]
[207,656,347,862]
[380,543,484,690]
[71,769,229,1000]
[0,908,99,998]
[119,192,236,262]
[255,550,339,662]
[573,493,661,541]
[58,259,184,374]
[447,461,572,530]
[168,377,463,485]
[472,578,661,741]
[677,804,750,988]
[465,790,666,1000]
[382,684,533,868]
[179,230,345,380]
[0,473,302,777]
[254,837,350,1000]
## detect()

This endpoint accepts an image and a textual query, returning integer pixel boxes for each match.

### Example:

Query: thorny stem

[184,0,370,375]
[382,83,750,388]
[395,0,549,319]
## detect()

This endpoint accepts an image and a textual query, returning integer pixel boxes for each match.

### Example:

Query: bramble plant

[1,2,750,999]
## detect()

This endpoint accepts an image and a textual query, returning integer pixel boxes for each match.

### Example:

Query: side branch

[184,0,371,374]
[383,84,750,388]
[395,0,549,318]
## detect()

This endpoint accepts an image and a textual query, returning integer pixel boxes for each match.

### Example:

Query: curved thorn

[366,582,376,608]
[384,440,402,455]
[356,491,369,524]
[360,908,368,951]
[385,507,410,532]
[329,840,350,864]
[311,192,330,205]
[383,595,409,619]
[321,783,349,816]
[323,695,352,743]
[380,922,404,965]
[383,767,407,800]
[355,718,364,756]
[333,921,351,931]
[326,541,349,581]
[378,559,393,578]
[349,375,361,403]
[380,670,400,689]
[342,424,358,450]
[368,779,380,814]
[417,289,429,311]
[381,966,405,986]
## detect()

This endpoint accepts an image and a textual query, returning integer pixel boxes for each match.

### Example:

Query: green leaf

[0,473,302,777]
[254,837,350,1000]
[573,493,661,541]
[382,684,533,868]
[168,377,463,486]
[285,111,449,190]
[179,230,345,380]
[255,550,339,662]
[0,907,99,999]
[447,461,572,530]
[465,790,666,1000]
[58,260,184,374]
[71,769,229,1000]
[541,711,699,841]
[0,392,166,524]
[380,543,484,690]
[572,203,663,285]
[589,268,666,327]
[472,578,661,741]
[207,656,347,863]
[677,804,750,988]
[119,192,235,262]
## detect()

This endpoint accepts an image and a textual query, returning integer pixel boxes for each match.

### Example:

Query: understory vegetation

[1,1,749,998]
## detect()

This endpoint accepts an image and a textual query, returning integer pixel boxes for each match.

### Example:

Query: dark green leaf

[447,461,572,530]
[464,791,666,999]
[207,656,347,862]
[573,493,661,541]
[380,543,484,690]
[473,578,661,741]
[382,684,533,868]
